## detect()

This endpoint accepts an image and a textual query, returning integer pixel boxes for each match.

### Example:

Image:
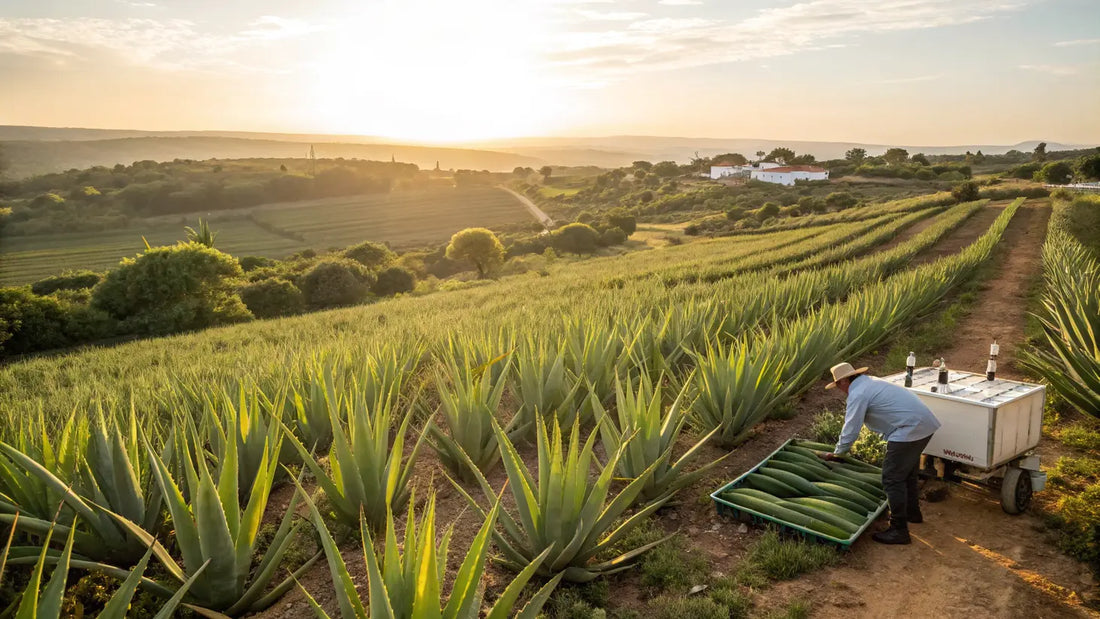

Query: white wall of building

[749,168,830,186]
[710,161,785,180]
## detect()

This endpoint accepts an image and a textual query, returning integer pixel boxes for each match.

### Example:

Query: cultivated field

[1,194,1096,617]
[0,185,533,284]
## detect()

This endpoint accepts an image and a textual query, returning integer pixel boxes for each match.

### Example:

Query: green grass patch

[1057,423,1100,454]
[761,599,813,619]
[741,530,840,582]
[638,534,710,594]
[649,595,734,619]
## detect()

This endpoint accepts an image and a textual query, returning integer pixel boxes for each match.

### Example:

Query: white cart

[881,368,1048,514]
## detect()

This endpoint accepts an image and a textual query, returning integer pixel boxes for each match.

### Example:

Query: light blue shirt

[835,375,941,455]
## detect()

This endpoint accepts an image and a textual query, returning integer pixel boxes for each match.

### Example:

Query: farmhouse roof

[756,165,827,173]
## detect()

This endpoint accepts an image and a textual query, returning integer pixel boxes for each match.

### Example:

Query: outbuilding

[749,165,829,186]
[709,161,782,180]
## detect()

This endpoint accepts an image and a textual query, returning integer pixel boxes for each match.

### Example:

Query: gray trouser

[881,435,933,529]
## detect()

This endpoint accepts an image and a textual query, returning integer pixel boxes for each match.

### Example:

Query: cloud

[1053,38,1100,47]
[0,15,327,73]
[541,0,1035,85]
[874,73,945,84]
[658,0,703,5]
[1018,64,1078,76]
[576,10,650,21]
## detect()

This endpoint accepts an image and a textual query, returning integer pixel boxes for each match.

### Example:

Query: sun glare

[309,0,561,143]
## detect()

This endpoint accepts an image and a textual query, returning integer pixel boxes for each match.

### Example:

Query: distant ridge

[0,125,1094,179]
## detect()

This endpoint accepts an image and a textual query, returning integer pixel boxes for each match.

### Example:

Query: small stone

[689,584,708,595]
[737,523,749,534]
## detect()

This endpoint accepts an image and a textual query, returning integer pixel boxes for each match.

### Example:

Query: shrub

[0,287,70,354]
[606,208,637,235]
[1035,161,1074,185]
[600,227,628,246]
[238,255,276,272]
[343,240,396,269]
[757,202,781,220]
[30,270,102,295]
[91,242,252,335]
[372,265,416,296]
[825,192,857,210]
[951,180,981,203]
[726,206,746,221]
[239,278,305,318]
[299,258,374,308]
[552,223,601,254]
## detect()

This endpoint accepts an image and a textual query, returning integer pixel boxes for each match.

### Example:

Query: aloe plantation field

[4,192,1094,617]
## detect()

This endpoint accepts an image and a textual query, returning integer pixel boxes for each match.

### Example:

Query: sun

[308,0,563,143]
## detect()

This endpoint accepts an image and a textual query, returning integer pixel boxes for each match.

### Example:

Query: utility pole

[308,144,317,177]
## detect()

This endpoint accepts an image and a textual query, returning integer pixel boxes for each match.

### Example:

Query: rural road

[497,186,555,229]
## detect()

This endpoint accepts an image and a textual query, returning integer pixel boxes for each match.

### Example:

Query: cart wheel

[1001,467,1032,515]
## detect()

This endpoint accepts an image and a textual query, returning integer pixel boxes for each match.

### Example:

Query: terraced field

[0,185,532,284]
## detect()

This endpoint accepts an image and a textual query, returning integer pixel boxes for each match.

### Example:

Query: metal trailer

[881,368,1047,514]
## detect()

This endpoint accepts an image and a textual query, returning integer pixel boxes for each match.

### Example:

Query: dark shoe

[872,527,911,545]
[907,510,923,524]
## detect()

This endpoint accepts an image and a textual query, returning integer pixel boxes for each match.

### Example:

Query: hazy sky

[1,0,1098,145]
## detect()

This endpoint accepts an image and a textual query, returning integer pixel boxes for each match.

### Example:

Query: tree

[446,228,504,278]
[552,223,601,254]
[951,180,981,203]
[713,153,747,166]
[790,153,816,165]
[845,148,867,164]
[1033,142,1047,163]
[632,161,653,171]
[299,259,374,308]
[344,240,396,269]
[755,150,766,161]
[1075,153,1100,181]
[764,148,795,165]
[91,242,252,335]
[239,278,305,318]
[539,166,553,182]
[883,148,909,166]
[372,266,417,296]
[606,208,636,236]
[1035,161,1073,185]
[910,153,930,166]
[652,161,680,178]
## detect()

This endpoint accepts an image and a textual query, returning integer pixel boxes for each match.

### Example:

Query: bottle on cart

[931,358,949,393]
[904,351,916,387]
[986,340,999,381]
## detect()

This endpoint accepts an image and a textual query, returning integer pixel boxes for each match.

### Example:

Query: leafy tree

[552,223,601,254]
[239,278,305,318]
[446,227,505,278]
[845,148,867,164]
[910,153,930,166]
[790,153,816,165]
[757,202,781,220]
[184,218,217,248]
[713,153,747,165]
[1035,161,1073,185]
[372,265,416,296]
[539,166,553,182]
[765,148,795,165]
[1033,142,1047,162]
[1076,153,1100,181]
[951,181,981,203]
[30,270,102,296]
[883,148,909,166]
[606,208,637,236]
[513,166,528,176]
[825,192,858,210]
[632,161,653,172]
[91,242,251,335]
[600,227,628,246]
[343,240,396,269]
[755,150,766,161]
[299,258,374,308]
[0,287,70,354]
[652,161,680,178]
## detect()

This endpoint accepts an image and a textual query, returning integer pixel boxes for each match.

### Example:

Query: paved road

[497,186,555,229]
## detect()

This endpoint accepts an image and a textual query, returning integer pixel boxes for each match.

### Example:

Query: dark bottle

[904,351,916,388]
[986,340,999,381]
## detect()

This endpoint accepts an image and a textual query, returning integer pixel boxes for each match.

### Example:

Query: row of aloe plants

[0,199,1020,614]
[1021,195,1100,417]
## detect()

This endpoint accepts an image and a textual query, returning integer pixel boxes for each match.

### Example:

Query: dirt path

[497,185,555,229]
[757,199,1099,617]
[911,202,1006,265]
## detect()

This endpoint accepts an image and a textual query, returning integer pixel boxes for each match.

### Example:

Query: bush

[606,208,637,235]
[91,242,252,335]
[757,202,781,220]
[552,223,601,254]
[239,278,305,318]
[30,270,102,295]
[600,227,628,246]
[825,192,857,210]
[372,265,416,296]
[238,255,276,272]
[299,258,374,308]
[343,240,396,269]
[726,206,746,221]
[951,180,981,203]
[1035,161,1074,185]
[0,287,70,354]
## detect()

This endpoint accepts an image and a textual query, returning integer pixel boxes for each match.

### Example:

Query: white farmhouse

[709,161,782,180]
[749,165,829,186]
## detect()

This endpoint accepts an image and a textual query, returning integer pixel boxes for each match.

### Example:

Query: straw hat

[825,362,868,390]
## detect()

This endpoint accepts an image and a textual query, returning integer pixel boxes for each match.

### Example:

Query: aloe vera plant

[563,320,624,421]
[281,380,426,531]
[1,515,208,619]
[199,384,288,501]
[428,349,512,481]
[593,371,725,502]
[294,480,562,619]
[510,337,582,439]
[123,422,320,615]
[450,416,672,582]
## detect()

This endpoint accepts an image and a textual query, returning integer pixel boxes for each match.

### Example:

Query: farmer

[822,362,941,545]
